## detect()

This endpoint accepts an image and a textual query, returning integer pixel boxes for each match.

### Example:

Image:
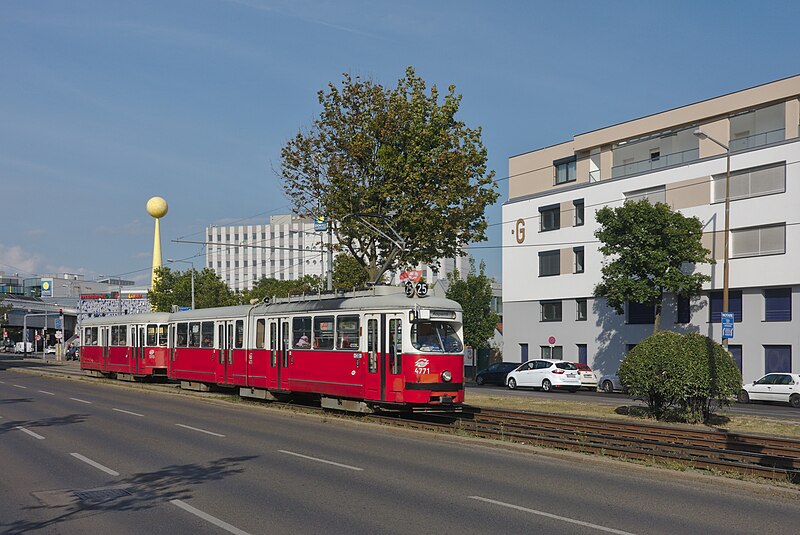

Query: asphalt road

[1,368,799,534]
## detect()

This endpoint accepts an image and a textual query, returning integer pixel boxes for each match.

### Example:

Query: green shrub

[618,331,742,423]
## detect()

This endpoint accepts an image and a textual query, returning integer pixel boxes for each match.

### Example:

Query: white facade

[503,76,800,382]
[206,215,335,292]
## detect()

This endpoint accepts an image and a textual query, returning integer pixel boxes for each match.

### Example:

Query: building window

[627,301,655,324]
[650,150,660,162]
[765,345,792,373]
[573,247,584,273]
[713,162,785,203]
[709,290,743,322]
[676,296,691,324]
[541,301,562,322]
[728,345,743,373]
[539,250,560,277]
[573,199,584,226]
[539,205,560,232]
[577,344,587,365]
[732,224,785,258]
[764,288,791,321]
[625,185,666,204]
[576,299,587,321]
[541,346,563,359]
[235,233,239,240]
[555,156,576,184]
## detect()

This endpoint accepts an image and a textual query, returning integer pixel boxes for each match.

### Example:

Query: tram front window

[411,322,463,353]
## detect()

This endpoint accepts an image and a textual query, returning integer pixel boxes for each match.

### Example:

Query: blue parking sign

[721,312,734,339]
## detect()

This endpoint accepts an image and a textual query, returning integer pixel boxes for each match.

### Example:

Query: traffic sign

[548,336,556,346]
[721,312,734,339]
[55,331,63,340]
[55,318,62,329]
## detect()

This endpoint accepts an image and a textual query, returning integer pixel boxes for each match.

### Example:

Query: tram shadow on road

[2,455,260,535]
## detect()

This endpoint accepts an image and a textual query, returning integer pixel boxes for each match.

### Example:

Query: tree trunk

[653,301,663,334]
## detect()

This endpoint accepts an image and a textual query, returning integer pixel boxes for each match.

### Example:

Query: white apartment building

[206,214,336,292]
[503,75,800,383]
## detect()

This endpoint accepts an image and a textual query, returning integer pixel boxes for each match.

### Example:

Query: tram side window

[176,323,188,347]
[146,325,158,346]
[235,320,244,349]
[85,327,98,346]
[389,318,402,374]
[314,316,334,349]
[293,317,311,348]
[111,326,120,346]
[367,319,378,373]
[270,322,277,367]
[118,325,127,346]
[255,319,266,349]
[337,315,359,350]
[188,322,201,348]
[158,324,168,346]
[201,322,214,348]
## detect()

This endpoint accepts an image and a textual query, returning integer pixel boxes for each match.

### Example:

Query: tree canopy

[331,253,371,290]
[281,66,498,282]
[445,259,499,350]
[593,200,712,331]
[149,267,238,311]
[241,275,322,304]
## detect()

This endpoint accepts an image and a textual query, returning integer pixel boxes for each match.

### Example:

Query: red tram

[80,286,464,411]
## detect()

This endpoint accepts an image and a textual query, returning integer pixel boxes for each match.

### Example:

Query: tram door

[101,326,110,368]
[131,325,143,374]
[363,313,404,402]
[216,320,235,385]
[279,319,290,390]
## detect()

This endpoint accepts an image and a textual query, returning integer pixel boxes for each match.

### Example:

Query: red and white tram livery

[80,286,465,411]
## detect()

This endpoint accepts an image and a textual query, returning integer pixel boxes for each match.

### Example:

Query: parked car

[598,374,625,393]
[44,345,56,354]
[14,341,33,353]
[506,359,581,392]
[475,362,519,386]
[2,339,14,352]
[573,363,598,390]
[738,373,800,408]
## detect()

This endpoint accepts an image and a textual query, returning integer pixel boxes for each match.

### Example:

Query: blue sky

[1,0,798,285]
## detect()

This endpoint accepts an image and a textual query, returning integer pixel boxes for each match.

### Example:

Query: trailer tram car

[80,286,465,412]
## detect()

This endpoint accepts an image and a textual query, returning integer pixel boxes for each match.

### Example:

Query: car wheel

[790,394,800,409]
[542,379,552,392]
[602,380,614,393]
[476,376,485,386]
[737,390,750,404]
[507,378,517,390]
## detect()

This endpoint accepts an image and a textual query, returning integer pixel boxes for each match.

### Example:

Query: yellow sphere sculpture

[147,197,168,287]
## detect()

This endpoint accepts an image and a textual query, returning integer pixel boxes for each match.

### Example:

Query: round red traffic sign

[548,336,556,345]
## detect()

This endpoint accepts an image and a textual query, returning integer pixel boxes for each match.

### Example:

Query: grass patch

[466,392,800,439]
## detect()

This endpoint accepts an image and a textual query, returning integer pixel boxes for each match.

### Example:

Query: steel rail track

[376,407,800,483]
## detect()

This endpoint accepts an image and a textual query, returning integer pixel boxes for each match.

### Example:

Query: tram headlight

[441,370,452,382]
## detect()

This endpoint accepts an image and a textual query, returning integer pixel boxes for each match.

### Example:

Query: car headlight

[441,370,452,382]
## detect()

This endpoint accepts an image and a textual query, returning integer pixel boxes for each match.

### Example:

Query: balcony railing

[729,128,785,152]
[611,147,699,179]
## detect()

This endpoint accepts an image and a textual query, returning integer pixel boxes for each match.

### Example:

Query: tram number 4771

[414,358,430,375]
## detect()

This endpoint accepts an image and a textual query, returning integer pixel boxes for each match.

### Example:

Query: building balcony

[729,128,786,152]
[611,147,699,179]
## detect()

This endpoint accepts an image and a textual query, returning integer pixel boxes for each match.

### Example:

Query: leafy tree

[445,259,499,350]
[281,66,498,282]
[150,267,238,311]
[332,253,371,290]
[242,275,322,303]
[594,199,712,331]
[619,331,741,423]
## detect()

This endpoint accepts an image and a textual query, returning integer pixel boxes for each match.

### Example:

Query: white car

[44,346,56,354]
[14,341,33,353]
[738,373,800,408]
[506,359,581,392]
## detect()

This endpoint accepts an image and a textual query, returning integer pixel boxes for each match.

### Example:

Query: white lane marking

[278,449,364,471]
[113,408,144,417]
[171,499,252,535]
[70,397,92,404]
[468,496,638,535]
[39,390,55,395]
[70,453,120,476]
[175,423,225,437]
[13,384,28,389]
[16,426,45,440]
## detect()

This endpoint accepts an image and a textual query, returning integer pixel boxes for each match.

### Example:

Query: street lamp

[693,128,731,349]
[167,258,195,310]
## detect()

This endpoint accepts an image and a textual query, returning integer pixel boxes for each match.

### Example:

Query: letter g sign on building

[514,219,526,244]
